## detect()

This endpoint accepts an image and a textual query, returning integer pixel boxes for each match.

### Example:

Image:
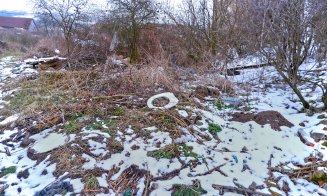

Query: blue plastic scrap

[232,155,238,163]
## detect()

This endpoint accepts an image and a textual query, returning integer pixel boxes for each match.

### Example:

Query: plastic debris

[232,155,238,163]
[147,92,179,109]
[298,129,315,146]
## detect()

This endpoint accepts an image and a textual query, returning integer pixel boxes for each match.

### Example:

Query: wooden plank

[228,63,272,71]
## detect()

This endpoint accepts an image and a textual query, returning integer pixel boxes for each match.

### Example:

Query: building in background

[0,16,37,31]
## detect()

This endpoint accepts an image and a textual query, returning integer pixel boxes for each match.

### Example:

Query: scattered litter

[221,96,242,106]
[232,155,238,163]
[24,56,67,70]
[147,92,179,109]
[298,129,315,146]
[0,54,327,195]
[33,173,71,196]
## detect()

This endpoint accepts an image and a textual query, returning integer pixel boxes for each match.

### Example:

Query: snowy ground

[0,56,326,195]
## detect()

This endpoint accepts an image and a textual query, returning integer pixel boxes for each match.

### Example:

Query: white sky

[0,0,183,17]
[0,0,33,12]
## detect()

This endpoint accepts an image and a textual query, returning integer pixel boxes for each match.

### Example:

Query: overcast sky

[0,0,33,12]
[0,0,183,17]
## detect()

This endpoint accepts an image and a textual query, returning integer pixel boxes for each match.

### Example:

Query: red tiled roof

[0,16,33,30]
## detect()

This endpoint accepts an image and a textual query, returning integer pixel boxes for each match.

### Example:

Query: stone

[194,86,220,98]
[241,146,248,153]
[195,120,203,126]
[310,132,327,142]
[299,122,306,127]
[151,182,158,190]
[41,170,48,175]
[222,96,242,106]
[17,169,29,179]
[320,120,327,125]
[131,145,140,150]
[298,129,315,146]
[75,116,92,124]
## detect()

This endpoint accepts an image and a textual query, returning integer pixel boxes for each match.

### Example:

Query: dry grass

[5,53,181,134]
[98,53,180,93]
[148,110,186,136]
[108,165,147,195]
[24,36,64,58]
[193,73,234,94]
[50,144,87,178]
[0,29,39,57]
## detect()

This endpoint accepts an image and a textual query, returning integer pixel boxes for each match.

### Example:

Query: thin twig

[192,163,228,177]
[212,184,271,196]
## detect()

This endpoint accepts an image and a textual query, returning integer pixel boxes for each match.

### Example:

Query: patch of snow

[0,114,19,126]
[70,178,84,193]
[97,174,108,187]
[177,110,188,118]
[136,176,146,196]
[144,126,157,131]
[24,56,67,64]
[82,153,97,170]
[126,125,134,134]
[32,133,70,153]
[89,140,107,156]
[81,127,111,138]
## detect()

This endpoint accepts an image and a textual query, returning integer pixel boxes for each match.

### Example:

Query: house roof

[0,16,33,30]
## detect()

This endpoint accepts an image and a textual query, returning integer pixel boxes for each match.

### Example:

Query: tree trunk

[64,33,71,56]
[275,66,310,109]
[130,43,138,64]
[130,21,138,64]
[210,0,218,55]
[323,92,327,110]
[289,83,310,109]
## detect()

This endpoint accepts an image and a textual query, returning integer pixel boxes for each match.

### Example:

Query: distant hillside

[0,10,30,17]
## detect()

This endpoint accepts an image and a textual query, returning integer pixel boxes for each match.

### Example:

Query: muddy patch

[230,110,293,131]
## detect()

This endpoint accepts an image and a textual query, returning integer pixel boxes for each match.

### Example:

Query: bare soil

[230,111,294,131]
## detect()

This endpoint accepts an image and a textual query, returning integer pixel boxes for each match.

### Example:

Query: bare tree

[33,0,89,55]
[35,13,58,36]
[108,0,159,63]
[253,0,317,109]
[311,0,327,65]
[165,0,214,60]
[165,0,254,68]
